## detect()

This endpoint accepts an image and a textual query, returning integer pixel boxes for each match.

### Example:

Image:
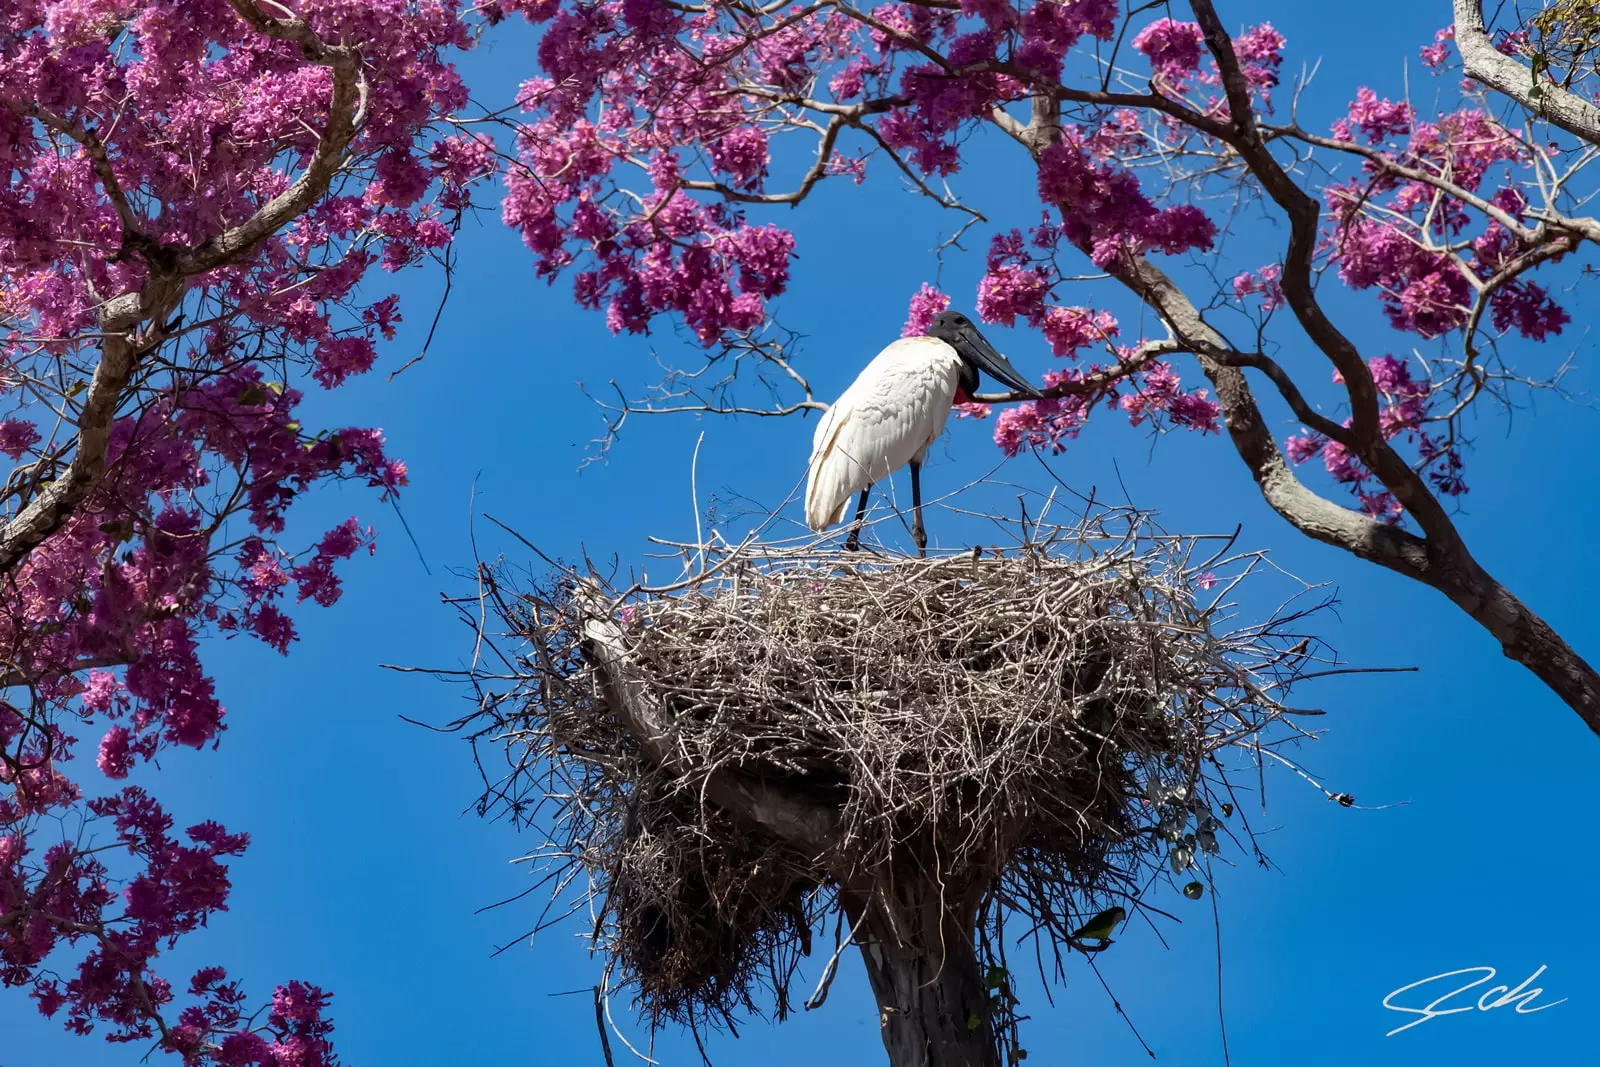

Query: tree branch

[1266,123,1544,242]
[0,289,180,573]
[1187,0,1473,557]
[2,102,160,264]
[1454,0,1600,145]
[1202,346,1353,445]
[1108,254,1432,576]
[178,1,369,274]
[680,114,849,205]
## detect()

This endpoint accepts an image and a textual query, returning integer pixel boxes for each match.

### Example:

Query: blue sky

[9,2,1600,1064]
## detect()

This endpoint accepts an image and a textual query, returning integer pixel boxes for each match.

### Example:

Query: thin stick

[1209,860,1231,1067]
[690,429,707,575]
[595,985,618,1067]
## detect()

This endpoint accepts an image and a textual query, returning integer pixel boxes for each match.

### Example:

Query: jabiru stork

[805,310,1042,555]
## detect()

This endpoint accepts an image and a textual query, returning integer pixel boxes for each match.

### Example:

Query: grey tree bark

[1453,0,1600,145]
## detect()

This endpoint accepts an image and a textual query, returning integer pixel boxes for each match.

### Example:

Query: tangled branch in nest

[454,508,1332,1046]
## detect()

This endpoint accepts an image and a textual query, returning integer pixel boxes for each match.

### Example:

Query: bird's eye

[953,315,967,324]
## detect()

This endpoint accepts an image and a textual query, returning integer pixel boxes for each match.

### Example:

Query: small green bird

[1072,906,1126,942]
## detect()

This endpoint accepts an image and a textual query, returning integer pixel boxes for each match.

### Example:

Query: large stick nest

[462,510,1323,1030]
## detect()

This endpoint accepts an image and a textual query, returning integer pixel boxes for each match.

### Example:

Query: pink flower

[1132,18,1204,84]
[1232,265,1283,312]
[0,419,41,459]
[903,283,950,336]
[977,265,1050,326]
[1421,25,1455,70]
[1234,23,1286,98]
[1040,307,1118,357]
[709,126,770,189]
[1334,88,1413,144]
[97,726,134,779]
[1120,362,1220,433]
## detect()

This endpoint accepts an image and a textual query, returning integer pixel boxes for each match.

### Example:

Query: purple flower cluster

[1284,355,1466,519]
[1326,106,1567,344]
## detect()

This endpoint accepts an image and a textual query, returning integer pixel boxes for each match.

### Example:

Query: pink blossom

[1232,264,1283,312]
[97,726,135,779]
[1132,18,1204,84]
[1233,23,1286,102]
[1491,281,1571,341]
[1334,88,1413,145]
[903,283,951,336]
[709,126,771,189]
[1421,25,1455,70]
[1120,362,1220,433]
[0,419,40,459]
[1040,307,1118,357]
[1035,139,1216,265]
[79,670,123,713]
[977,264,1051,326]
[1016,0,1116,78]
[291,520,373,608]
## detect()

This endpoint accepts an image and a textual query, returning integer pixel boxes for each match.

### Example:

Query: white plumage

[805,336,964,532]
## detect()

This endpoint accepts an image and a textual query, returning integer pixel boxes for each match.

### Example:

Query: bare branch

[680,114,850,206]
[1202,346,1353,445]
[1265,122,1545,242]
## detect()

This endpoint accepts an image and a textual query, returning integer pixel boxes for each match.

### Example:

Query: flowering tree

[0,2,493,1061]
[491,0,1600,734]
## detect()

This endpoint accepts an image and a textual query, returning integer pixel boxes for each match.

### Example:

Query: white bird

[805,310,1041,555]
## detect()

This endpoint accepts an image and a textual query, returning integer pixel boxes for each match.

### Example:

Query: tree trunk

[843,890,1000,1067]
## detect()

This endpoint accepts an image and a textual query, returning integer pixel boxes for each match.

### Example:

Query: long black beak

[958,324,1043,398]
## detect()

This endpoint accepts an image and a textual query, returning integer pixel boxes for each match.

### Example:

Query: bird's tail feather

[805,409,854,532]
[804,459,850,532]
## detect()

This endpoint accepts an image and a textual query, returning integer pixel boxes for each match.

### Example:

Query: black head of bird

[926,309,1043,399]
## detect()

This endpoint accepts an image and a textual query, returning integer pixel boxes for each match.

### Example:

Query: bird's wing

[805,340,961,532]
[812,394,841,452]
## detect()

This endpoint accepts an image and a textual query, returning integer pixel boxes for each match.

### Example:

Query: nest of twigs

[467,511,1319,1030]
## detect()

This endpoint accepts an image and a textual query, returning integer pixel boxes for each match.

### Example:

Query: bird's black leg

[909,459,927,557]
[845,487,870,552]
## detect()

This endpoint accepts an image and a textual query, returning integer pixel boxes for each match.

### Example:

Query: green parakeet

[1072,906,1126,942]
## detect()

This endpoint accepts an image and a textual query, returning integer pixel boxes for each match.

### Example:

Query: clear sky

[8,2,1599,1065]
